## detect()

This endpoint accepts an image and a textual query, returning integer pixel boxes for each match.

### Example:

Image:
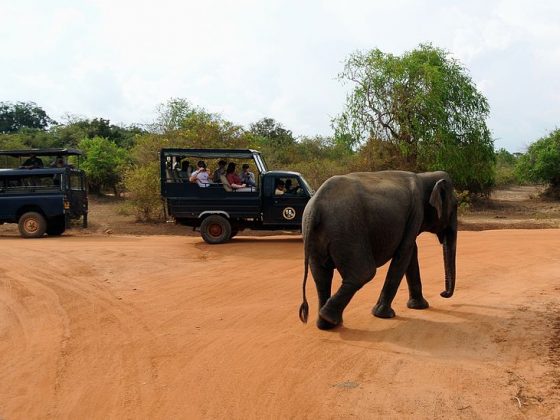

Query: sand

[1,230,559,418]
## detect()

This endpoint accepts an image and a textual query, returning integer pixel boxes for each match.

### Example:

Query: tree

[0,101,56,133]
[149,98,202,134]
[516,128,560,194]
[79,137,128,195]
[333,44,495,193]
[248,118,297,166]
[249,118,295,147]
[52,117,143,149]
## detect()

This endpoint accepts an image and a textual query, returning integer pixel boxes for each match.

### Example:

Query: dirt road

[1,231,559,419]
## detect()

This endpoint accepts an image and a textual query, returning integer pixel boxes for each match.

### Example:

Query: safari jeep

[0,148,88,238]
[160,148,314,244]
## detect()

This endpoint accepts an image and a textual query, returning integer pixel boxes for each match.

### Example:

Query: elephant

[298,170,457,330]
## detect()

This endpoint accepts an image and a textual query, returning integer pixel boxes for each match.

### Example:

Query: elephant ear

[429,179,447,220]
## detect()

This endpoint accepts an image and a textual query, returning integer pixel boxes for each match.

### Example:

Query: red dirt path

[1,230,559,418]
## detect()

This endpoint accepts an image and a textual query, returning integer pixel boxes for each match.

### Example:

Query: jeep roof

[0,148,83,157]
[0,167,70,176]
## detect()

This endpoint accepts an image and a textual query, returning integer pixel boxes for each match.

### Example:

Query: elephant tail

[298,256,309,323]
[299,206,316,324]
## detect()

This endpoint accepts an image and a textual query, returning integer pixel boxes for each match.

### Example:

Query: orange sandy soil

[0,230,559,418]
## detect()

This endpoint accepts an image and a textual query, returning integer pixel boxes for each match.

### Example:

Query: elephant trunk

[440,227,457,298]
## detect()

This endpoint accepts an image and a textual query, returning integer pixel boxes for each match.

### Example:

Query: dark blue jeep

[161,148,314,244]
[0,149,88,238]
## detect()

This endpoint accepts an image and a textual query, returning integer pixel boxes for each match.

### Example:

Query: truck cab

[0,148,88,238]
[160,148,314,243]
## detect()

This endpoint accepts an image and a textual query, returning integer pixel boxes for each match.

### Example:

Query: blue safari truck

[0,149,88,238]
[161,148,314,244]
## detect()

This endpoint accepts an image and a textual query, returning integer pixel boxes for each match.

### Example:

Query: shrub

[122,162,163,221]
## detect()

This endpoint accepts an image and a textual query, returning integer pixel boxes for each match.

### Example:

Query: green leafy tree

[249,118,297,165]
[79,137,128,195]
[150,98,202,134]
[516,129,560,193]
[53,117,143,149]
[0,128,57,149]
[0,101,56,133]
[334,43,495,193]
[249,118,295,147]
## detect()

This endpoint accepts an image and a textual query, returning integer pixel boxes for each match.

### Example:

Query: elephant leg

[373,241,415,319]
[310,260,335,330]
[319,247,376,329]
[405,243,429,310]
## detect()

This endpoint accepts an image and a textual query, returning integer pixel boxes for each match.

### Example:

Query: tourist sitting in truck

[240,163,256,187]
[20,154,44,169]
[50,155,72,168]
[225,162,247,190]
[177,160,194,181]
[189,161,211,187]
[275,180,286,195]
[212,160,227,183]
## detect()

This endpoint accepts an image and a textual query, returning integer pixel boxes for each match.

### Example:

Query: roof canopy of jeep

[0,167,69,176]
[161,148,268,173]
[0,148,83,157]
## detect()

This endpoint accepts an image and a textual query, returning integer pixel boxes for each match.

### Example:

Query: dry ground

[1,231,560,418]
[460,186,560,230]
[1,186,560,418]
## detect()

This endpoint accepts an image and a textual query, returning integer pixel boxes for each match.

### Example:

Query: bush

[494,148,519,187]
[122,162,163,221]
[79,137,128,194]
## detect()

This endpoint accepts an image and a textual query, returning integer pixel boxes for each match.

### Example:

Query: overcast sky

[1,0,559,152]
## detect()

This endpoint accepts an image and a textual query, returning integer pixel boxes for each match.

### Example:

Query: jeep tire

[200,215,231,244]
[18,212,47,238]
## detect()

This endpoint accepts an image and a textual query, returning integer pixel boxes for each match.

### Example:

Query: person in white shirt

[189,160,211,187]
[275,179,285,195]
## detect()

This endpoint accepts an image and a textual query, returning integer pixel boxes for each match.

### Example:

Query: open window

[160,148,267,193]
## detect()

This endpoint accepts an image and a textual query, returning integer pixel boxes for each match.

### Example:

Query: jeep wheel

[18,212,47,238]
[200,215,231,244]
[47,216,66,236]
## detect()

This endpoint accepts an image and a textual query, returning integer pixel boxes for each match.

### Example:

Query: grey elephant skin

[299,170,458,330]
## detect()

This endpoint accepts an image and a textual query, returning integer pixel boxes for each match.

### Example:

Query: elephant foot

[316,316,339,330]
[372,303,396,319]
[407,297,429,310]
[318,306,343,330]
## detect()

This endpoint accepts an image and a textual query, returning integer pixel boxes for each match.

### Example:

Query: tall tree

[249,118,295,147]
[334,44,495,192]
[0,101,56,133]
[150,98,202,134]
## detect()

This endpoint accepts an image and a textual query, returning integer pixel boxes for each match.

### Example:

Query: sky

[1,0,559,152]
